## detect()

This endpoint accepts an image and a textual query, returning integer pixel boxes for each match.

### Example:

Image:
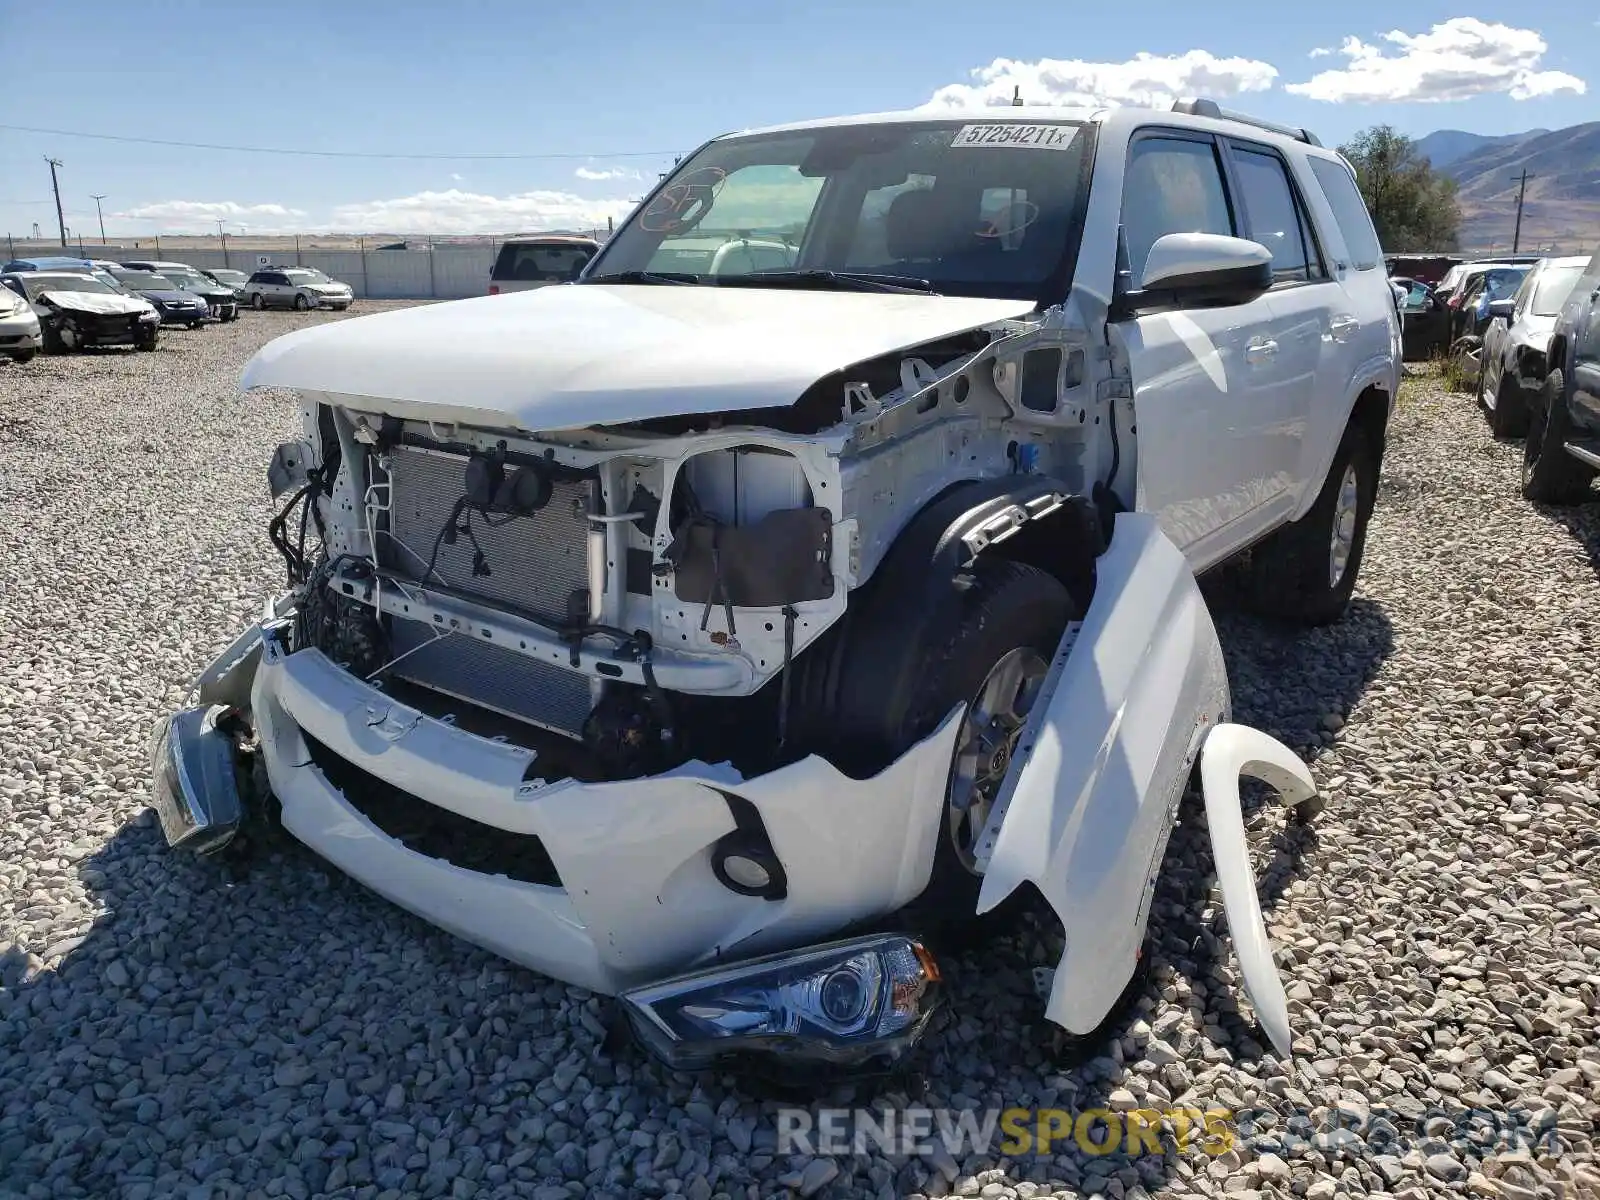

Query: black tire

[818,558,1075,922]
[41,322,66,354]
[251,293,266,310]
[293,293,309,311]
[1485,364,1529,439]
[6,347,37,364]
[136,330,158,352]
[1240,421,1378,626]
[1522,368,1595,504]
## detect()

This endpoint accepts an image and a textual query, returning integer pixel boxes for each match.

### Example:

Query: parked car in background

[0,255,98,274]
[1520,248,1600,503]
[0,271,160,353]
[121,260,238,321]
[202,268,250,299]
[0,280,43,362]
[1384,253,1462,288]
[242,266,354,310]
[489,235,599,294]
[1477,255,1590,437]
[108,268,211,328]
[1394,276,1452,360]
[1441,263,1532,383]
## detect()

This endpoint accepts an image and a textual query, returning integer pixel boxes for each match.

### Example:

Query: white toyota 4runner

[153,99,1400,1071]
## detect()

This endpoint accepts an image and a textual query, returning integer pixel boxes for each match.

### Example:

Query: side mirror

[1488,297,1515,319]
[1130,233,1274,309]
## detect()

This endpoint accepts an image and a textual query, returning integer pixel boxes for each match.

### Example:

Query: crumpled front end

[163,603,961,990]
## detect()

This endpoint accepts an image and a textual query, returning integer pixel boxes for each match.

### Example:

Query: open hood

[240,284,1037,432]
[38,290,154,317]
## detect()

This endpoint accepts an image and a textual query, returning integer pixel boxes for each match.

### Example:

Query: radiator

[380,445,593,624]
[385,617,593,736]
[376,446,596,736]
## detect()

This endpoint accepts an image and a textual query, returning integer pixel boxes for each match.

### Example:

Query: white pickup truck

[153,99,1400,1072]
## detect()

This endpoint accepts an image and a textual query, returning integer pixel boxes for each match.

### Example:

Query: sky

[1,1,1593,240]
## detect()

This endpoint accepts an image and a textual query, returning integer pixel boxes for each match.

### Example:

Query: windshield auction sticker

[951,123,1079,150]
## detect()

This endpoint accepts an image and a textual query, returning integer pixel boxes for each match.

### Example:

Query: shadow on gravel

[0,595,1397,1199]
[1538,500,1600,577]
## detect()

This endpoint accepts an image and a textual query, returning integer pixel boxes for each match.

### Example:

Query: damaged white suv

[153,100,1399,1070]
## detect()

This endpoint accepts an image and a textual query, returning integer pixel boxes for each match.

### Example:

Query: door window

[1228,146,1324,283]
[1307,157,1382,271]
[1120,135,1234,283]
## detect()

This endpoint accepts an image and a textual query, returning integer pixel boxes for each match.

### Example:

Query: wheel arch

[787,476,1104,770]
[1290,376,1392,523]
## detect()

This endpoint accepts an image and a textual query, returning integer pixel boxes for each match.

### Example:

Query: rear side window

[1228,146,1323,283]
[1308,158,1382,271]
[493,243,594,283]
[1121,135,1235,282]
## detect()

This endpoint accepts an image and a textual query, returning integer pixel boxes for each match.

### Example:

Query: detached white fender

[974,513,1318,1059]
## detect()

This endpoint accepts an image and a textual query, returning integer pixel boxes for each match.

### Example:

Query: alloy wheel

[947,646,1050,875]
[1329,463,1360,589]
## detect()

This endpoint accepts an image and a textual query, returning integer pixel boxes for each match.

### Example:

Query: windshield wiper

[585,270,700,286]
[718,269,938,295]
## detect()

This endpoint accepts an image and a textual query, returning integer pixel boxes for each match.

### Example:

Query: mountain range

[1413,123,1600,255]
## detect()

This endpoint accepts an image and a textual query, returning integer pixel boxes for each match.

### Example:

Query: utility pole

[45,157,66,248]
[1511,169,1534,254]
[91,194,108,244]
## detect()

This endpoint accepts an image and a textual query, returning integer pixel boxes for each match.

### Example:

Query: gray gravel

[2,320,1598,1200]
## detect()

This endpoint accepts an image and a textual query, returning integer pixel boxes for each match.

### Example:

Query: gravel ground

[1,314,1597,1200]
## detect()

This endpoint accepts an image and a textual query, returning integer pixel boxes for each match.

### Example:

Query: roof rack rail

[1171,98,1323,147]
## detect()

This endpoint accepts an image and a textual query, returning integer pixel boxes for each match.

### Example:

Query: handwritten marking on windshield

[951,124,1080,151]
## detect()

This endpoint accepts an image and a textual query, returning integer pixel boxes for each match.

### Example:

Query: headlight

[139,310,160,322]
[619,933,942,1070]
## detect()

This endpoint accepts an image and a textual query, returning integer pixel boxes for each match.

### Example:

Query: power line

[0,123,678,162]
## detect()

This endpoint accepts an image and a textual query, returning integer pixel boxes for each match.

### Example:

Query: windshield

[588,119,1094,300]
[1478,268,1527,301]
[1530,264,1585,316]
[23,275,117,298]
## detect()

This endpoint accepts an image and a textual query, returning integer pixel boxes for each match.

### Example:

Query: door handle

[1329,316,1359,339]
[1245,338,1278,363]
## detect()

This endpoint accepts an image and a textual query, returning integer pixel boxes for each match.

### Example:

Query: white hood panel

[240,285,1035,431]
[40,291,152,317]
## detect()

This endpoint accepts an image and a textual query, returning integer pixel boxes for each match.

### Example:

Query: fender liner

[789,476,1103,766]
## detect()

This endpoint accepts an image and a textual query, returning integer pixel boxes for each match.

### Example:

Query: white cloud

[113,199,307,231]
[1286,18,1587,103]
[450,172,464,183]
[575,165,640,182]
[1308,47,1334,59]
[921,50,1279,110]
[328,187,636,235]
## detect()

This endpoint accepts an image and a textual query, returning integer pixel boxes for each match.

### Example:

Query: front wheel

[7,347,37,364]
[1240,421,1378,626]
[822,558,1075,922]
[136,330,158,352]
[251,293,266,310]
[1522,368,1595,504]
[293,293,309,311]
[1485,363,1529,439]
